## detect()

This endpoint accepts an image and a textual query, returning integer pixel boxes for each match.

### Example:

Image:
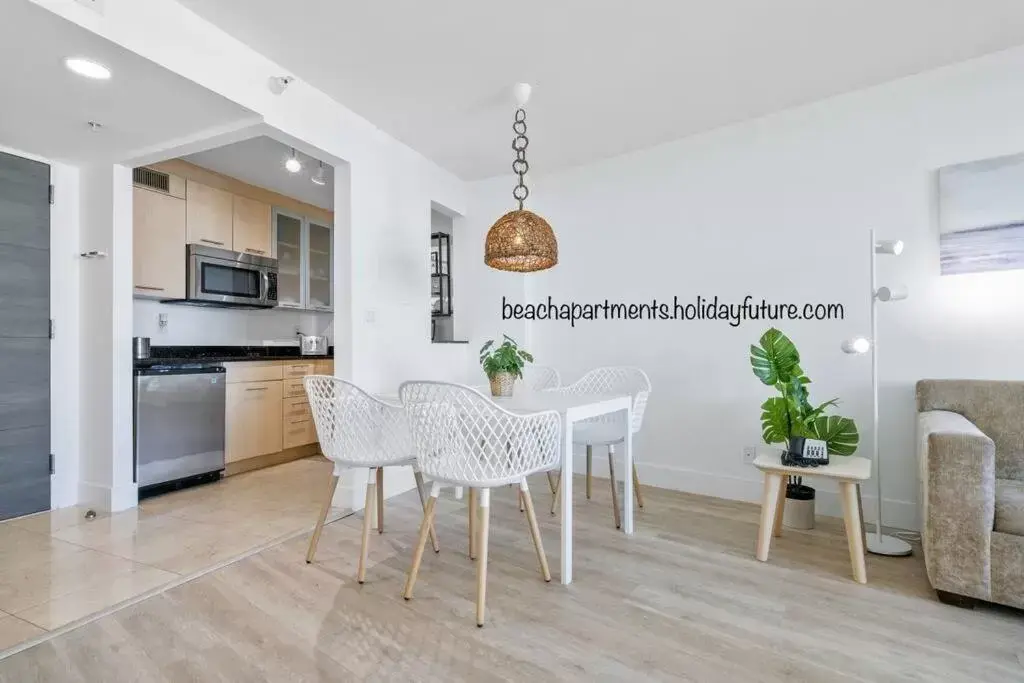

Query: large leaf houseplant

[750,328,860,528]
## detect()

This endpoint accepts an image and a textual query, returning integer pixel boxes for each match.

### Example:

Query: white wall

[78,163,136,512]
[472,45,1024,530]
[29,0,471,509]
[133,300,332,346]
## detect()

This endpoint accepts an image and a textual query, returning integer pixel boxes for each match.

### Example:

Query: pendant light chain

[512,108,530,210]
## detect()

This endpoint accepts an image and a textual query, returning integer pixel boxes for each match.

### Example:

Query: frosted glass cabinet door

[275,211,303,308]
[307,220,332,310]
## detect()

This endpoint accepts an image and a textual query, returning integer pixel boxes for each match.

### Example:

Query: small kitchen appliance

[297,332,329,356]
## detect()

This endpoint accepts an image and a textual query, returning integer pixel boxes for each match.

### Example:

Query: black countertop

[135,345,334,367]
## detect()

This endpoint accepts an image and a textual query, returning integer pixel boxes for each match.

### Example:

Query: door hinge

[48,184,54,205]
[49,453,54,475]
[49,319,54,339]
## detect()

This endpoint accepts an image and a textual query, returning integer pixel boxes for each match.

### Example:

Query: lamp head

[841,337,871,355]
[875,239,904,256]
[875,285,908,302]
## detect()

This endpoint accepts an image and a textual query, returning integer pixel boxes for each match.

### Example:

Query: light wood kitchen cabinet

[133,186,186,299]
[225,380,283,463]
[232,195,272,257]
[185,180,233,249]
[273,208,333,311]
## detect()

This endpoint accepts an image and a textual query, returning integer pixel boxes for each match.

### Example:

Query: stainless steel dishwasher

[133,364,226,495]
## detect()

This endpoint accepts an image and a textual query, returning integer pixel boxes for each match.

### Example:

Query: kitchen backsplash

[134,299,333,346]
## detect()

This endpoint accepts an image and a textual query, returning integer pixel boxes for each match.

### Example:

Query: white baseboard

[569,455,919,532]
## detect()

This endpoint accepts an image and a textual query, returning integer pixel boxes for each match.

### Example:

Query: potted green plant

[749,328,859,529]
[479,335,533,397]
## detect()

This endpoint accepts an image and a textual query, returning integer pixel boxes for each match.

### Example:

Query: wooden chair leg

[546,471,558,495]
[476,489,491,627]
[550,470,561,516]
[376,467,385,534]
[632,462,644,509]
[520,480,551,582]
[413,470,440,553]
[357,471,376,584]
[468,488,478,560]
[773,476,787,538]
[840,481,867,584]
[608,450,621,530]
[306,474,340,564]
[519,489,525,513]
[403,493,438,600]
[586,446,593,500]
[756,473,782,562]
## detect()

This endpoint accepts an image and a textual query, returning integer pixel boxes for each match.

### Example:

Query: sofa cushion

[995,479,1024,536]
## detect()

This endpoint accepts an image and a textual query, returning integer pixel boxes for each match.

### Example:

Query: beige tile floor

[0,456,344,651]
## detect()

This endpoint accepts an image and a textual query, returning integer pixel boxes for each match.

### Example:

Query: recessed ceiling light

[65,57,111,80]
[311,161,327,186]
[285,148,302,174]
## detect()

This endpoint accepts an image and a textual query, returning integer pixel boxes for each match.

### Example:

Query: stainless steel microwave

[186,244,279,308]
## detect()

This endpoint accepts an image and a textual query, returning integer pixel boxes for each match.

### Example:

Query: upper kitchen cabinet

[233,195,272,258]
[307,219,332,311]
[133,181,186,299]
[185,180,233,249]
[273,209,333,312]
[274,210,303,308]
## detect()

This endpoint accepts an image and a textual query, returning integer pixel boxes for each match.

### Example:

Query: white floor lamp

[841,229,913,557]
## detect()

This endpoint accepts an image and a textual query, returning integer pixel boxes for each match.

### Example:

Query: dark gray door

[0,151,50,520]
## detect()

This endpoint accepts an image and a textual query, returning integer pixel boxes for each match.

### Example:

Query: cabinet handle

[245,248,267,255]
[135,285,165,292]
[245,387,268,392]
[200,239,225,246]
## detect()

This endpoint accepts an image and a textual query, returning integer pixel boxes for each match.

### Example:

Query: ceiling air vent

[133,167,170,193]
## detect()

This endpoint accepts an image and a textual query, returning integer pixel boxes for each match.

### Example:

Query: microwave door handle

[261,270,270,303]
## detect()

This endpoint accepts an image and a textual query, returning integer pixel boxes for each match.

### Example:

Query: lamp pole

[867,228,912,557]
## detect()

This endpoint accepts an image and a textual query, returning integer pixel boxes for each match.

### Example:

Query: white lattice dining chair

[399,381,559,627]
[304,376,438,583]
[522,365,561,392]
[519,365,562,500]
[550,367,652,528]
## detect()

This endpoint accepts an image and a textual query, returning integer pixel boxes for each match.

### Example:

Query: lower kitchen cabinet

[225,379,283,463]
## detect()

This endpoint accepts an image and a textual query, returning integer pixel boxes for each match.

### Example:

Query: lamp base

[866,534,912,557]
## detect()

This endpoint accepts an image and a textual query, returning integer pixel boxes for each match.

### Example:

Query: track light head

[267,76,294,95]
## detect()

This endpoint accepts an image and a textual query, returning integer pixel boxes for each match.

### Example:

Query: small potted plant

[749,328,859,530]
[479,335,533,397]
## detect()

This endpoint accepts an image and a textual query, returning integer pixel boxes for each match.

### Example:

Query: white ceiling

[184,136,334,210]
[0,0,254,165]
[176,0,1024,180]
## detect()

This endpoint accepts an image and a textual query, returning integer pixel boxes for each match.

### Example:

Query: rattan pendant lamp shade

[485,85,557,272]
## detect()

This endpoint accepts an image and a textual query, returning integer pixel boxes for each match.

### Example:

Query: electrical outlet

[742,446,757,465]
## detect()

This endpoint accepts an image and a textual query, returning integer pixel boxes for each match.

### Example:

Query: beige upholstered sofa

[916,380,1024,609]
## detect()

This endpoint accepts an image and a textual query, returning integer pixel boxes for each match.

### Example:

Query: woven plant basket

[488,372,515,397]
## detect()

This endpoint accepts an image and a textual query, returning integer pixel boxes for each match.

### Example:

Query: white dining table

[490,389,634,584]
[378,387,633,584]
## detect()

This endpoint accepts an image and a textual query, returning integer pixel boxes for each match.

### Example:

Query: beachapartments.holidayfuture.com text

[501,296,845,328]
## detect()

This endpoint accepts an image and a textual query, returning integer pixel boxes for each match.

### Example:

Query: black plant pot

[784,483,816,530]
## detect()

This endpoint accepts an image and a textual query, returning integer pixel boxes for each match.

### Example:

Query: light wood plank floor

[0,476,1021,682]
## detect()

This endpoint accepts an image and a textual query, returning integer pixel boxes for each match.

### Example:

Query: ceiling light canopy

[65,57,111,80]
[285,148,302,173]
[484,84,558,273]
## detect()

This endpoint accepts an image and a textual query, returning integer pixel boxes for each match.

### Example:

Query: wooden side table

[753,449,872,584]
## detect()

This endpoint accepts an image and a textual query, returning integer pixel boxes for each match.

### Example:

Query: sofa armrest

[918,410,996,599]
